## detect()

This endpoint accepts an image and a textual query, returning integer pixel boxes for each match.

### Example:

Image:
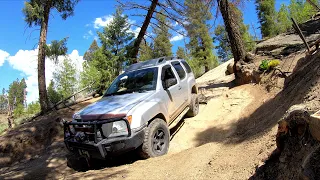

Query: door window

[161,65,177,88]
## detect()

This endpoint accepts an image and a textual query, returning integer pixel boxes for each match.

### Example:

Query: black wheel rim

[152,129,167,154]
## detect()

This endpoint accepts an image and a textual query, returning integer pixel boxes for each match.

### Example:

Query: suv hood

[76,91,154,121]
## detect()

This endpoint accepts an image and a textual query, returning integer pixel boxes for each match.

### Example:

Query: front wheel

[139,118,170,159]
[186,94,199,117]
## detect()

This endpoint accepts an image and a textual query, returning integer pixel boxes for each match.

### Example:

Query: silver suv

[64,57,199,160]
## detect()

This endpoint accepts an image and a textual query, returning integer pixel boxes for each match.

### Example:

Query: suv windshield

[105,67,158,96]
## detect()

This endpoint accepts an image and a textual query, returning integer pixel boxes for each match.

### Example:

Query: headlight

[73,113,81,121]
[101,120,128,138]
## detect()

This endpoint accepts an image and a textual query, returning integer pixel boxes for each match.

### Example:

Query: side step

[168,107,190,129]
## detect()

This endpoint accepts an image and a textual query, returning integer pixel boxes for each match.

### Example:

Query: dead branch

[291,17,311,52]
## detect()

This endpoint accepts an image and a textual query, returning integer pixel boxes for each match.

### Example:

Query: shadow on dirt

[67,119,188,173]
[66,150,143,172]
[198,80,235,90]
[194,51,320,147]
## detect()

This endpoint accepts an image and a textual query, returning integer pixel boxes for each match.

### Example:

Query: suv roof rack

[125,56,182,72]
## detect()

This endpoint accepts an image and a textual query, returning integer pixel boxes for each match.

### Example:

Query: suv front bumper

[64,120,146,159]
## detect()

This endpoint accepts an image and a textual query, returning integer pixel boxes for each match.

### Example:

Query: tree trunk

[218,0,246,78]
[130,0,158,62]
[38,1,51,113]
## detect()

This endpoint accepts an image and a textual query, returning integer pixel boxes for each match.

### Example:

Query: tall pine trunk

[38,2,51,113]
[130,0,158,62]
[218,0,246,78]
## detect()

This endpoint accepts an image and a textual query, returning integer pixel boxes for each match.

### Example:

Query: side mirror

[164,78,177,89]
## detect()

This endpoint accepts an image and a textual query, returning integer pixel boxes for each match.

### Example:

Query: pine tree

[84,40,99,62]
[53,58,77,99]
[277,4,291,34]
[153,10,173,58]
[139,40,154,61]
[92,48,115,94]
[8,79,27,110]
[176,47,188,60]
[288,0,318,24]
[214,25,233,62]
[80,60,102,91]
[45,37,68,63]
[47,80,62,104]
[98,7,134,75]
[23,0,79,112]
[185,0,218,73]
[255,0,277,38]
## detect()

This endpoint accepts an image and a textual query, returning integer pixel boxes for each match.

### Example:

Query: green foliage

[98,7,134,75]
[84,40,99,62]
[257,0,319,37]
[187,58,203,78]
[214,25,233,62]
[214,5,255,62]
[288,0,318,24]
[176,47,188,60]
[0,88,7,112]
[27,101,41,115]
[0,123,7,135]
[53,58,77,99]
[22,0,80,27]
[80,60,102,91]
[153,10,173,58]
[13,104,25,118]
[45,37,68,63]
[259,59,280,71]
[138,40,154,61]
[276,4,291,34]
[82,7,135,94]
[47,79,62,104]
[255,0,277,38]
[185,0,218,72]
[8,78,27,110]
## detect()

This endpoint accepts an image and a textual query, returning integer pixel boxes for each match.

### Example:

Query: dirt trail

[65,84,276,180]
[0,60,278,180]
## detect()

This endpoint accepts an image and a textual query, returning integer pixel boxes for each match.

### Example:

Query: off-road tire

[139,118,170,159]
[186,94,199,117]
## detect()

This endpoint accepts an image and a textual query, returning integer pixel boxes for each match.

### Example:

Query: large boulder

[225,61,234,75]
[235,62,260,84]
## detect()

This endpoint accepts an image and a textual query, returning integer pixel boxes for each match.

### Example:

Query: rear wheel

[139,118,170,159]
[186,94,199,117]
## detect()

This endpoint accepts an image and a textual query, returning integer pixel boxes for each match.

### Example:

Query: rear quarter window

[171,61,186,80]
[181,61,192,73]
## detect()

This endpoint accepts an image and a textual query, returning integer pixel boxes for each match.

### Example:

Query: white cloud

[6,48,84,103]
[129,27,141,38]
[0,50,10,66]
[170,34,184,42]
[94,15,113,29]
[170,21,178,27]
[83,35,89,39]
[88,30,93,36]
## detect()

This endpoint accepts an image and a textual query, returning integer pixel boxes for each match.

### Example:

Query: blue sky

[0,0,289,103]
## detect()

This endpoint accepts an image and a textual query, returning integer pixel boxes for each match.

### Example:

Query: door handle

[178,86,182,90]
